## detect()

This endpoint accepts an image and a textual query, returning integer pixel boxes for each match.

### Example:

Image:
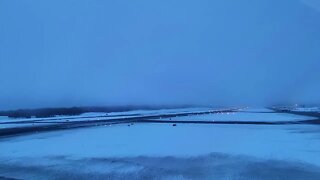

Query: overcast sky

[0,0,320,110]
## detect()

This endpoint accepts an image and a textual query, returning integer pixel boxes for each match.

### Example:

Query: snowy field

[291,107,320,112]
[1,107,320,179]
[274,106,320,113]
[0,107,214,129]
[158,108,317,122]
[1,107,211,129]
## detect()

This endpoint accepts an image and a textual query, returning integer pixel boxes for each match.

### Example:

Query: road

[1,108,319,138]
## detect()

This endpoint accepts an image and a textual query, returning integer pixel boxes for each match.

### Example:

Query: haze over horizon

[1,0,320,110]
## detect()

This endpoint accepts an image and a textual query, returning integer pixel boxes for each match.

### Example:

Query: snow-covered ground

[274,106,320,113]
[1,123,320,164]
[1,123,320,179]
[1,107,320,179]
[290,107,320,112]
[240,107,275,112]
[0,107,214,129]
[0,107,213,124]
[158,108,316,122]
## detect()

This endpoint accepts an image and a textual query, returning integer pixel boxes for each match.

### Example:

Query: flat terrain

[1,107,320,179]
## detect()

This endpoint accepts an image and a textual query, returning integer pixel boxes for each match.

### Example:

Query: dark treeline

[0,105,193,119]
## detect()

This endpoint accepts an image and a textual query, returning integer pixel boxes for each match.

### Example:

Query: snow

[1,123,320,166]
[0,107,217,130]
[0,107,213,124]
[274,106,320,113]
[159,108,316,122]
[291,107,320,112]
[105,107,213,116]
[1,107,320,179]
[240,107,275,112]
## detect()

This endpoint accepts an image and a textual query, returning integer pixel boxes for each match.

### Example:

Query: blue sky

[0,0,320,110]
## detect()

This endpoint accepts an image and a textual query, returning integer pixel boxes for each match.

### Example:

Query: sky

[0,0,320,110]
